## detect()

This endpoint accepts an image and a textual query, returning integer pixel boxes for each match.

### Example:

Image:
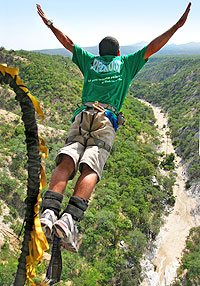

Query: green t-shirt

[72,44,148,115]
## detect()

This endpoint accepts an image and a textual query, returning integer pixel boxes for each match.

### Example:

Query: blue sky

[1,0,199,50]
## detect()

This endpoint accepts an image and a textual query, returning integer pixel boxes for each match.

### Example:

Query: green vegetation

[173,227,200,286]
[133,54,200,285]
[0,242,18,286]
[0,47,82,130]
[160,153,175,170]
[134,55,200,186]
[0,48,199,285]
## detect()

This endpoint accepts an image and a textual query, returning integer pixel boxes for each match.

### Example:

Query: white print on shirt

[88,75,122,84]
[91,58,122,73]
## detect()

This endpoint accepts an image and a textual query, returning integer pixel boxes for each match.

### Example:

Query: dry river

[139,100,200,286]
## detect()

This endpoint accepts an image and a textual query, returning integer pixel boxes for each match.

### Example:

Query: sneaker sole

[40,218,53,239]
[61,238,78,253]
[53,221,78,253]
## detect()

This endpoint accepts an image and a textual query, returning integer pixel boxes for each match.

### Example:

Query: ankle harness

[64,196,88,221]
[41,190,63,217]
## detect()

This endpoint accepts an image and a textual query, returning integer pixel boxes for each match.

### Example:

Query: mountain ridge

[33,42,200,57]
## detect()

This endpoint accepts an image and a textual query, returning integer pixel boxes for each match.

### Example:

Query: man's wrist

[47,19,53,28]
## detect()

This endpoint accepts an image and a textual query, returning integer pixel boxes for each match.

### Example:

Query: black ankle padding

[41,190,63,216]
[43,190,63,202]
[69,196,88,211]
[64,196,88,221]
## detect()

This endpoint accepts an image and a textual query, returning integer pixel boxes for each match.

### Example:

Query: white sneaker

[40,209,57,240]
[53,213,79,253]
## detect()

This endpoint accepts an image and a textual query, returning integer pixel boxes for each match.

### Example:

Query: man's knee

[57,154,74,168]
[56,154,76,179]
[80,163,97,176]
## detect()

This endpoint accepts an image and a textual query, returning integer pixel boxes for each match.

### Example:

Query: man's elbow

[144,42,162,59]
[144,46,153,59]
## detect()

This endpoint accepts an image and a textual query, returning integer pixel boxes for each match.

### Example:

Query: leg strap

[64,196,88,221]
[41,190,63,217]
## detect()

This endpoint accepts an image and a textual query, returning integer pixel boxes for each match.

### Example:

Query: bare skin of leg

[73,163,98,200]
[49,156,98,200]
[49,155,75,194]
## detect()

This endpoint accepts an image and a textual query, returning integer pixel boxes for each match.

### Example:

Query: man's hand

[36,4,49,26]
[144,2,191,59]
[36,4,74,52]
[176,2,191,29]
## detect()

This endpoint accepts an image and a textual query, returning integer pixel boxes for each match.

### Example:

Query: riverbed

[139,100,200,286]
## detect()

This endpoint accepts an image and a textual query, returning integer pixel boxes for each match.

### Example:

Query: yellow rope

[0,64,49,285]
[0,64,44,119]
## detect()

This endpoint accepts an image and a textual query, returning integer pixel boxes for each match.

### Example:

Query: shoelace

[62,214,74,233]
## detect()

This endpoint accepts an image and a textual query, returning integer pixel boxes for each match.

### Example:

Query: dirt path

[139,100,200,286]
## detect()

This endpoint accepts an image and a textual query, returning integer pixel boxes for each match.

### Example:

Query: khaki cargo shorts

[56,109,116,180]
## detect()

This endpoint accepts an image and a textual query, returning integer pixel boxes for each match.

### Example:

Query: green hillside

[133,55,200,188]
[133,55,200,286]
[0,48,199,285]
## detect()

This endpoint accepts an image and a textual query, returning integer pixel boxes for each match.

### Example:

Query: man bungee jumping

[37,3,191,252]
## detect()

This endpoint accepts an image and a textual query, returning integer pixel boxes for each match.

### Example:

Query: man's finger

[36,4,43,14]
[181,2,191,19]
[186,2,191,12]
[187,2,191,9]
[36,4,41,11]
[36,6,45,18]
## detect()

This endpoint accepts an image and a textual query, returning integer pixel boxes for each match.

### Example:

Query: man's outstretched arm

[144,2,191,59]
[36,4,74,52]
